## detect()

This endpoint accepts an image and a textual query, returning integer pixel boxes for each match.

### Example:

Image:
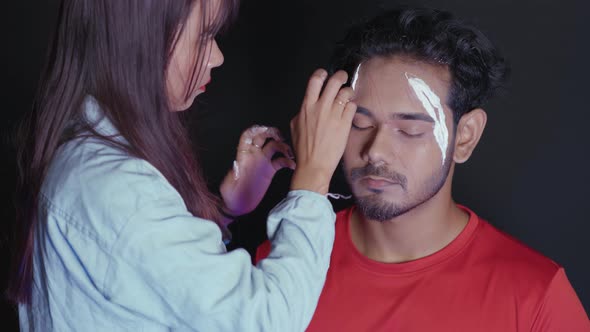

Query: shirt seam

[528,267,562,331]
[344,207,482,276]
[40,192,121,299]
[39,192,110,249]
[101,159,182,299]
[39,158,161,299]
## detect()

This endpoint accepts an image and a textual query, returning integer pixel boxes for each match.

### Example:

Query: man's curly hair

[330,7,510,123]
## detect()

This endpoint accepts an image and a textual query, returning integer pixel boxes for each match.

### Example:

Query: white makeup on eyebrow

[351,63,362,91]
[405,72,449,165]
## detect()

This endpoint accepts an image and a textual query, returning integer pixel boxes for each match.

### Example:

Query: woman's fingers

[289,69,356,194]
[342,99,358,121]
[236,125,284,155]
[317,70,349,108]
[303,69,329,107]
[261,139,294,161]
[332,87,355,113]
[272,156,296,172]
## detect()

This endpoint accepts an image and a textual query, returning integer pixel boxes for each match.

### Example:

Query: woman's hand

[219,125,296,219]
[290,69,357,194]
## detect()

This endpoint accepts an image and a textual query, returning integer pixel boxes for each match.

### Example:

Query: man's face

[343,56,456,221]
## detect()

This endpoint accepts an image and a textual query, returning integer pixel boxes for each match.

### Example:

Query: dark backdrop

[1,0,588,329]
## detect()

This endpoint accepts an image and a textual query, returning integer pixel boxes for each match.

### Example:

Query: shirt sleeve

[531,268,590,332]
[103,161,336,331]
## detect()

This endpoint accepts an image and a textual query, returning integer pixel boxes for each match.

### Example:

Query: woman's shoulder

[46,136,162,190]
[41,136,179,239]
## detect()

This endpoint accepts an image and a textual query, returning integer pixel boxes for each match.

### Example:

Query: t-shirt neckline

[343,205,481,275]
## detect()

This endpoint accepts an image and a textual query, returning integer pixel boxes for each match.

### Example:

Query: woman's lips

[198,78,211,91]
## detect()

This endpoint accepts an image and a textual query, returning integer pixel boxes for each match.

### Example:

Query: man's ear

[453,108,487,164]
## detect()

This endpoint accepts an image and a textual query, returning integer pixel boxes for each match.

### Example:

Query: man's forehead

[356,56,451,92]
[353,57,452,115]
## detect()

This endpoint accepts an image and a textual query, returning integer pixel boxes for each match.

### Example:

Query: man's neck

[350,183,469,263]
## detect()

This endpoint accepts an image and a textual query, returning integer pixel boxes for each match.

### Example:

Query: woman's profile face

[166,0,224,112]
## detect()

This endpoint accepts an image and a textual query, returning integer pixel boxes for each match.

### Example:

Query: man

[256,7,590,331]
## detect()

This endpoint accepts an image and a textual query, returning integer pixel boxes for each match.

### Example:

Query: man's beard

[349,157,452,222]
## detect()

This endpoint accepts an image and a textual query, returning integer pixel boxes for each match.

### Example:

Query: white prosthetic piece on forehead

[405,72,449,165]
[351,63,362,91]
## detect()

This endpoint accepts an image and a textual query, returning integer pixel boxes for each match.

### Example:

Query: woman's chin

[171,91,202,112]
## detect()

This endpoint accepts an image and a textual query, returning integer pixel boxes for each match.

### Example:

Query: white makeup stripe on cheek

[351,63,362,91]
[405,72,449,165]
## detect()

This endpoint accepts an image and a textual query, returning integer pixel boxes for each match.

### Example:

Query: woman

[9,0,356,331]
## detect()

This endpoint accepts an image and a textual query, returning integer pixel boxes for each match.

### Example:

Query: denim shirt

[19,97,336,331]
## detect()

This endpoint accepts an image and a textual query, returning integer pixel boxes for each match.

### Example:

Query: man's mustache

[350,164,407,189]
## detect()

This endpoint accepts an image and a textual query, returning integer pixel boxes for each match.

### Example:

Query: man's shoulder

[335,206,354,222]
[472,215,561,285]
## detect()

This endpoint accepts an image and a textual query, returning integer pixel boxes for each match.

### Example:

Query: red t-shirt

[256,206,590,331]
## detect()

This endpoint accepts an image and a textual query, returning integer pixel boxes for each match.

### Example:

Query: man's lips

[360,176,400,189]
[350,164,408,191]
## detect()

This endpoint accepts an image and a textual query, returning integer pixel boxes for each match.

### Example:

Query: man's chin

[355,196,409,222]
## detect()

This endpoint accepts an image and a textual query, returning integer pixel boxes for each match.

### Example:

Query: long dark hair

[8,0,239,304]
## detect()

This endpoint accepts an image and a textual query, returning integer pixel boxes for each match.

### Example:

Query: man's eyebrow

[355,106,374,118]
[390,113,435,123]
[357,106,435,123]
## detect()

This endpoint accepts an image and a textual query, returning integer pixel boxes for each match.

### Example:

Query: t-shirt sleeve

[531,268,590,331]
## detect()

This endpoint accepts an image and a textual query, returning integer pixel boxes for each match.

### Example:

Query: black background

[1,0,589,329]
